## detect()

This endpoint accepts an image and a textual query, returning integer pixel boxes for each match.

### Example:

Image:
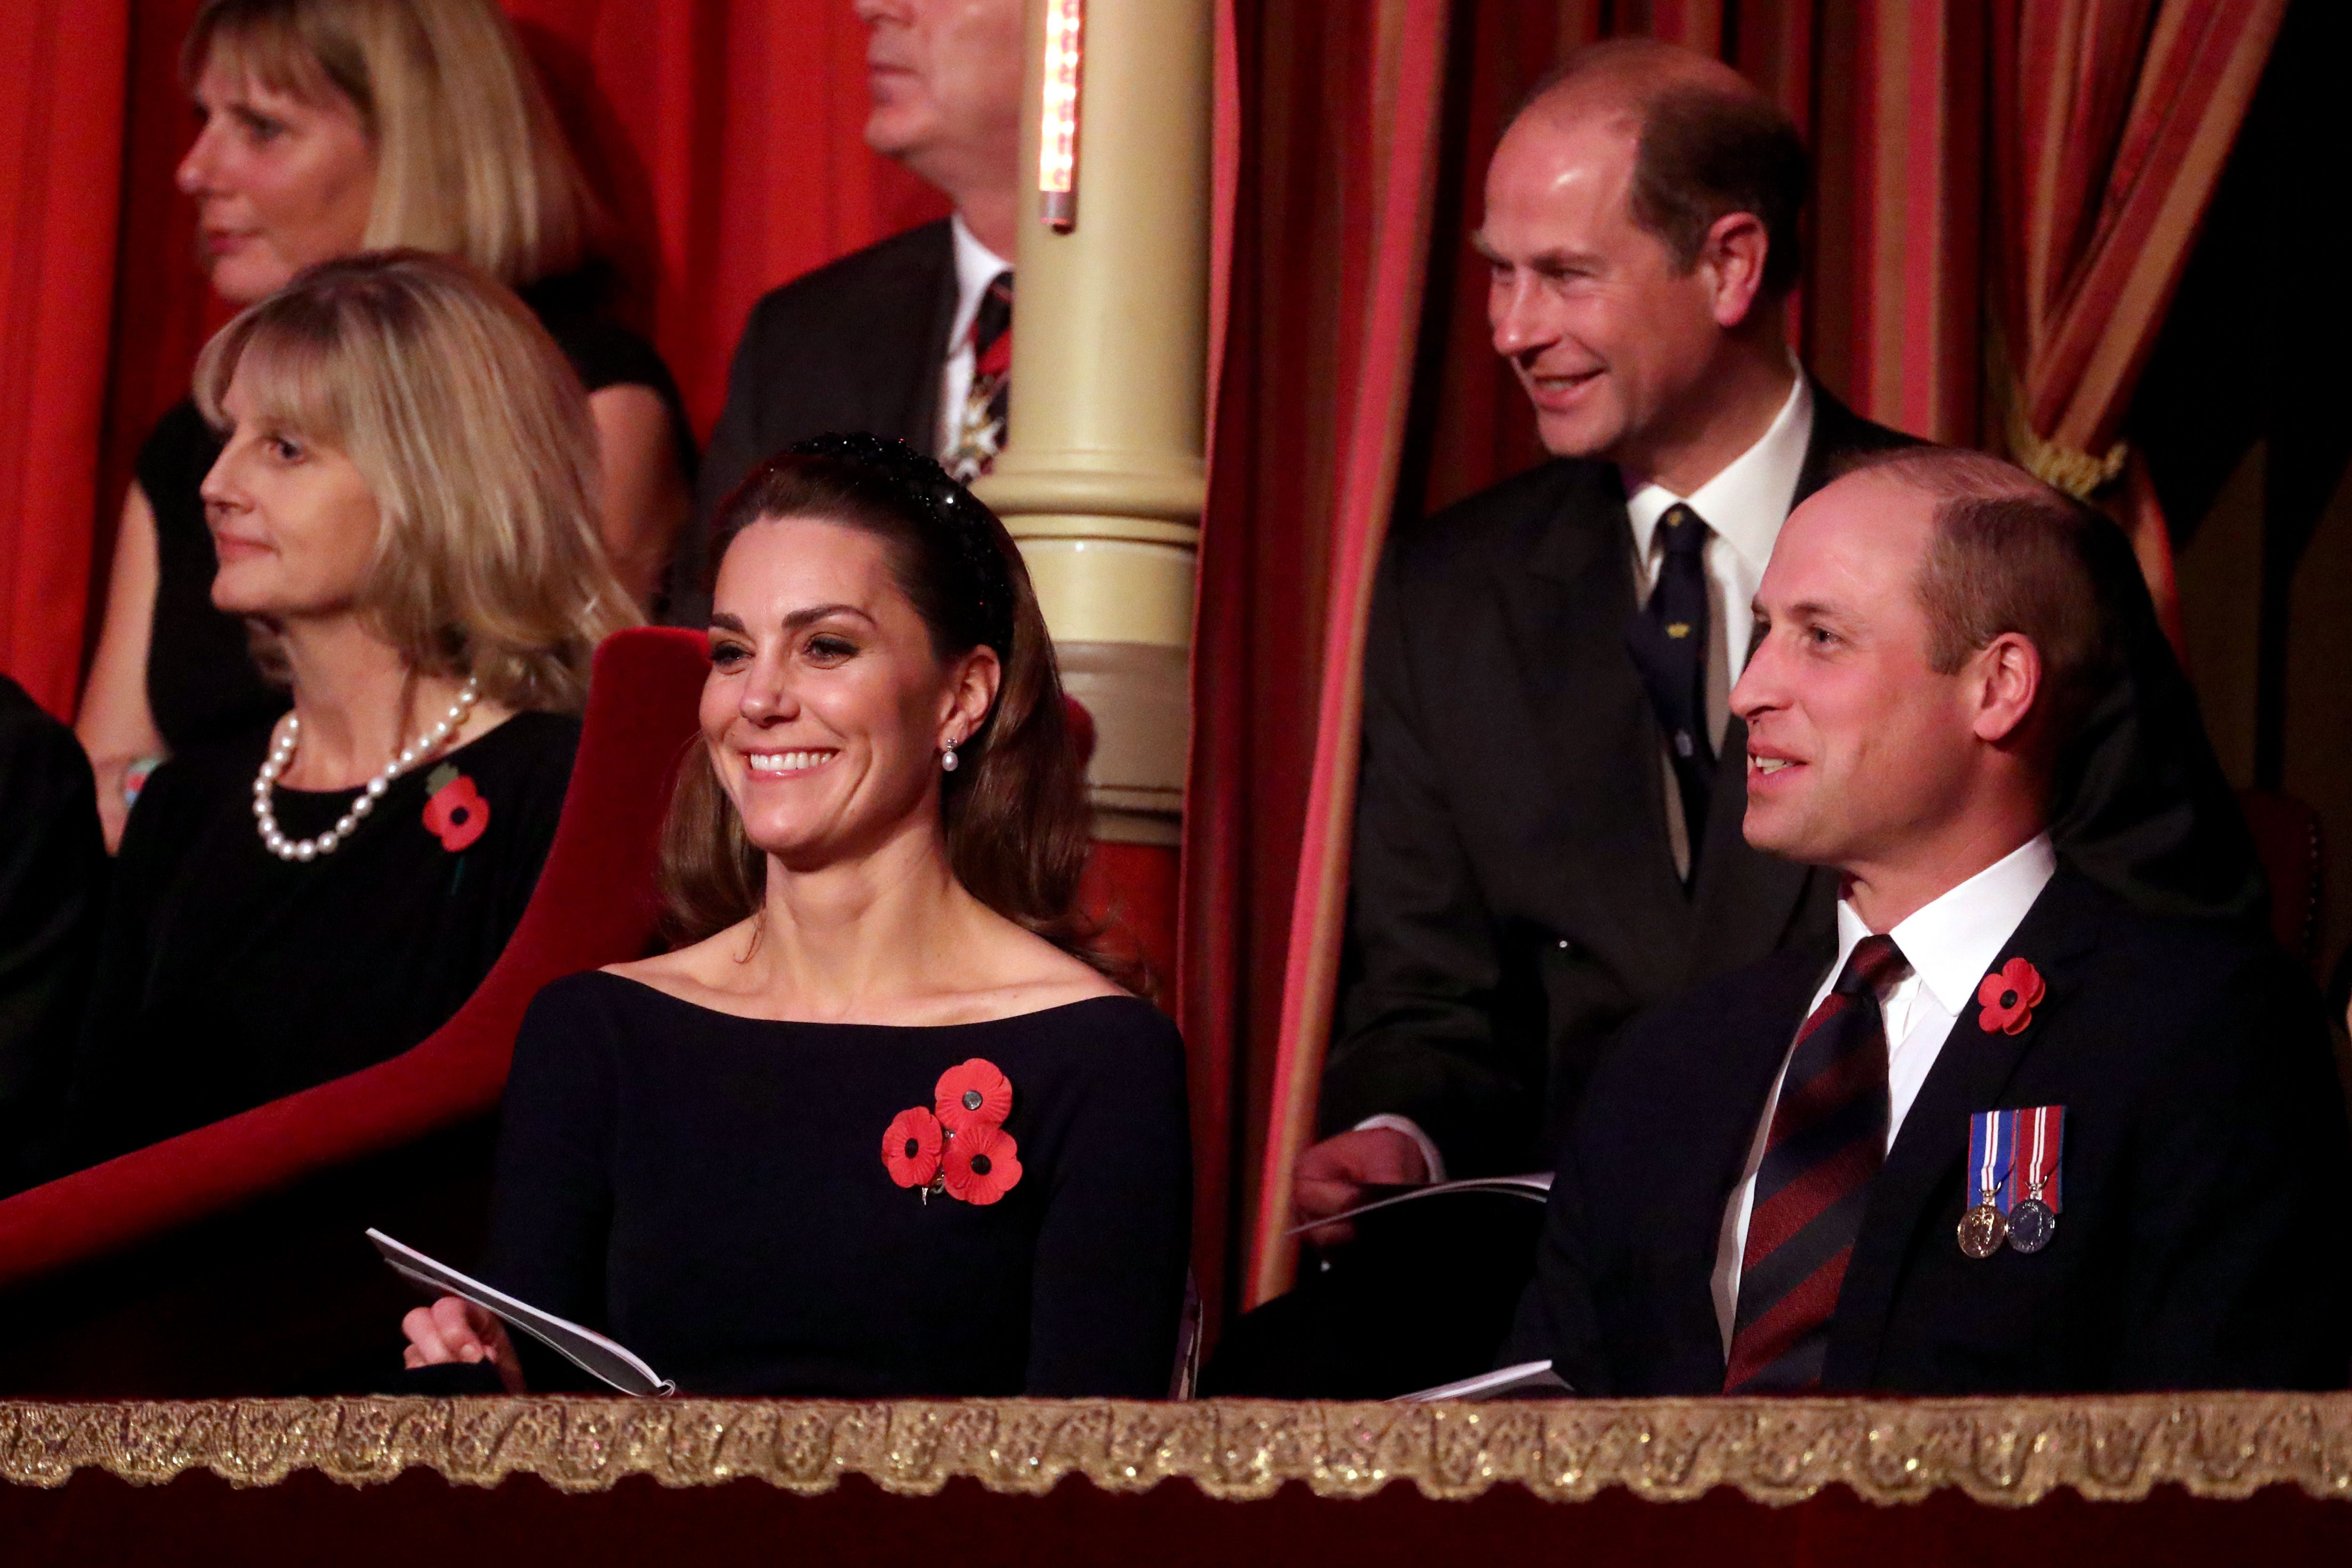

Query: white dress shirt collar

[1830,833,2059,1025]
[1623,369,1812,584]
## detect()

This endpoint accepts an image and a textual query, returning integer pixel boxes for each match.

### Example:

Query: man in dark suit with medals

[1204,40,2259,1397]
[664,0,1024,623]
[1502,448,2352,1395]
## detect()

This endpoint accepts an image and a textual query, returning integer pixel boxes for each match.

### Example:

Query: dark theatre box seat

[0,628,711,1396]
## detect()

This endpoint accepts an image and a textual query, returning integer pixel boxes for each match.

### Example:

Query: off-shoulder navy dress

[478,972,1192,1398]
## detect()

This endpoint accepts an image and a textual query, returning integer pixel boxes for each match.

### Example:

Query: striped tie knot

[1836,932,1909,999]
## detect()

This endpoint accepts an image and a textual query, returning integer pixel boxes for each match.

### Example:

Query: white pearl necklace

[252,677,482,861]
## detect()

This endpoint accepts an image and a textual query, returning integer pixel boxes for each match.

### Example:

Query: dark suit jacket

[663,219,958,625]
[1322,388,2264,1178]
[1502,865,2352,1393]
[0,677,105,1195]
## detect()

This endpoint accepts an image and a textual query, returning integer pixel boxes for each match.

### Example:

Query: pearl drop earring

[941,742,960,773]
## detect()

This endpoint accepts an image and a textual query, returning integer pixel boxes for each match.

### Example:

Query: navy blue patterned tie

[1624,502,1715,882]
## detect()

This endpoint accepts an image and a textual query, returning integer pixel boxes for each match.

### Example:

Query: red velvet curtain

[3,0,950,722]
[0,3,130,719]
[1182,0,1451,1335]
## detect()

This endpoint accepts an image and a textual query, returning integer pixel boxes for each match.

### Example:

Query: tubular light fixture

[1039,0,1083,231]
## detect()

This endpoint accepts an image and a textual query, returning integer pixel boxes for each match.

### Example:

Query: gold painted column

[973,0,1213,848]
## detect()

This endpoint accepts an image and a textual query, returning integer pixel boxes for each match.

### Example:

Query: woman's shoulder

[597,920,757,1008]
[517,968,672,1047]
[1008,992,1181,1051]
[992,995,1182,1078]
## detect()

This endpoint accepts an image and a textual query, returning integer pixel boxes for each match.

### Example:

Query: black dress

[137,268,693,753]
[62,711,578,1168]
[478,973,1192,1398]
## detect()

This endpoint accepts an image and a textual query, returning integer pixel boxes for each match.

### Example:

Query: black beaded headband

[782,433,1018,659]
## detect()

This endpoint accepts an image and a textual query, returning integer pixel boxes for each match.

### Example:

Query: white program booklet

[1283,1172,1553,1237]
[1394,1359,1573,1402]
[368,1228,674,1397]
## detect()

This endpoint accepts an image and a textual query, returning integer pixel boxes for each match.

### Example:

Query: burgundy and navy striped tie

[1724,933,1910,1393]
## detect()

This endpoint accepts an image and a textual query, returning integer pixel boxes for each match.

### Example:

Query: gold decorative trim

[2003,393,2129,501]
[5,1394,2352,1506]
[1985,323,2128,501]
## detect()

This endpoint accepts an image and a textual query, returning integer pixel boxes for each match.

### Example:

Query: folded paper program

[1284,1173,1552,1237]
[368,1229,674,1397]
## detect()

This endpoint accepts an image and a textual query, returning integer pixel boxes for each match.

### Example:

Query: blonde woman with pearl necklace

[44,251,634,1179]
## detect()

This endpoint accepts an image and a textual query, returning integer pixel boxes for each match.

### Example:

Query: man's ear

[1700,211,1770,329]
[1969,632,2042,747]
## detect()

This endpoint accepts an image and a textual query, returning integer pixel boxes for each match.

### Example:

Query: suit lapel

[1502,462,1690,969]
[1823,869,2104,1387]
[898,222,960,455]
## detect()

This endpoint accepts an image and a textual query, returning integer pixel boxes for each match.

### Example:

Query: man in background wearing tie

[665,0,1023,623]
[1503,448,2350,1395]
[1206,38,2257,1396]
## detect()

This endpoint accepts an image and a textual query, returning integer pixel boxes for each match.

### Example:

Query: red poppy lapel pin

[1976,956,2046,1035]
[882,1058,1023,1205]
[421,764,490,852]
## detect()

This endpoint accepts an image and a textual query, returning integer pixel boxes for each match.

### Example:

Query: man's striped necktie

[1724,932,1910,1393]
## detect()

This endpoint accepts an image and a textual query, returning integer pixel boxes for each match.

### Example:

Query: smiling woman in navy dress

[402,438,1192,1398]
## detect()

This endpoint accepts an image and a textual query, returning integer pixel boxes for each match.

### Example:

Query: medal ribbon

[1966,1109,2014,1209]
[2006,1105,2064,1212]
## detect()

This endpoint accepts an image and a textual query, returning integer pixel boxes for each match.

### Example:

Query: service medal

[2006,1197,2056,1253]
[1957,1202,2008,1258]
[1958,1109,2016,1260]
[2004,1105,2065,1255]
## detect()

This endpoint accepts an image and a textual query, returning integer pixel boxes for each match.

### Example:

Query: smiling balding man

[1500,449,2351,1395]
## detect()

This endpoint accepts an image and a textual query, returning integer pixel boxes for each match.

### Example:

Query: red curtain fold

[1246,0,1453,1309]
[0,2,130,719]
[1179,0,1451,1331]
[1986,0,2285,650]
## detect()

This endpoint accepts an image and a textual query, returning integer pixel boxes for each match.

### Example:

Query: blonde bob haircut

[184,0,595,286]
[194,249,638,713]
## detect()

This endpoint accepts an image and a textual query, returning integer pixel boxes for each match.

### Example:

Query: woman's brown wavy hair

[658,445,1124,983]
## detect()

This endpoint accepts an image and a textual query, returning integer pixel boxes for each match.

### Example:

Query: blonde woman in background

[47,251,636,1178]
[75,0,691,848]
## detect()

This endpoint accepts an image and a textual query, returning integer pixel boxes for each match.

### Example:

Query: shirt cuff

[1351,1114,1447,1186]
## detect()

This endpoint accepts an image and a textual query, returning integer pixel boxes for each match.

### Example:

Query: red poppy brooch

[882,1057,1023,1205]
[1976,956,2046,1035]
[421,764,490,852]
